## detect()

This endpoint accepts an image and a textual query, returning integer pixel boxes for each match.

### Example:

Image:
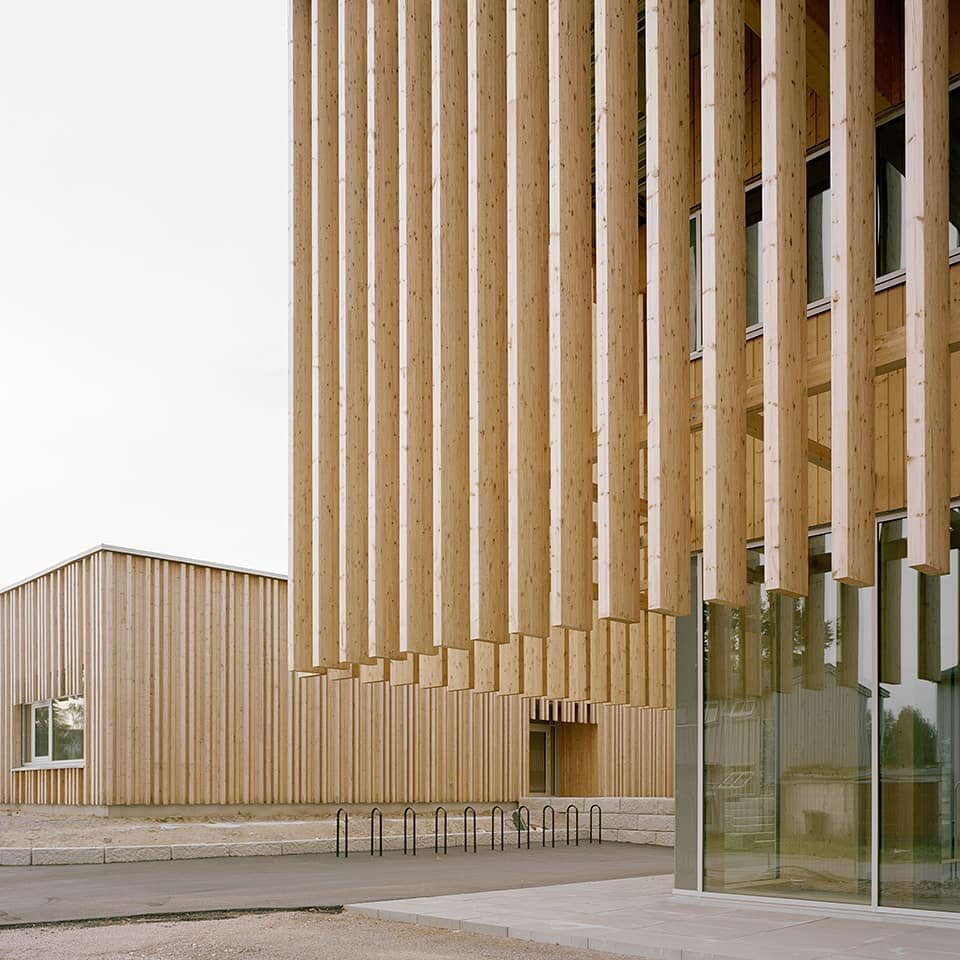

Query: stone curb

[0,820,673,867]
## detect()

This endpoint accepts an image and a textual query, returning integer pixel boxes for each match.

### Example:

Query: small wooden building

[0,546,673,810]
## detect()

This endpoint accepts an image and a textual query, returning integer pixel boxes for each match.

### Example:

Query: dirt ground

[0,807,527,849]
[0,808,343,848]
[0,911,640,960]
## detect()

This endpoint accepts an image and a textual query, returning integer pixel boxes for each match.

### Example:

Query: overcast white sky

[0,2,290,586]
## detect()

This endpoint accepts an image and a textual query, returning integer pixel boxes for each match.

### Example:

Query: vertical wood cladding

[1,549,671,806]
[287,2,960,702]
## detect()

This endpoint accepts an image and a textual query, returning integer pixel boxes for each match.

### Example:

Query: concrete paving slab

[346,875,960,960]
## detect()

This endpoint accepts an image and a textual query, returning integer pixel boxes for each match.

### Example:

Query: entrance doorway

[528,721,555,795]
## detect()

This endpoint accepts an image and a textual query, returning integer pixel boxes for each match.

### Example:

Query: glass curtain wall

[879,511,960,912]
[703,535,873,903]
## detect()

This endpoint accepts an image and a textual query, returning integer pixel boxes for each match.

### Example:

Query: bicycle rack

[370,806,383,857]
[336,807,348,858]
[589,804,602,845]
[434,806,448,855]
[403,806,417,856]
[542,804,555,848]
[516,804,531,850]
[566,804,580,847]
[463,805,478,853]
[491,805,505,851]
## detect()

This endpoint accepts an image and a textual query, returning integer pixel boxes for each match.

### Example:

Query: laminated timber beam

[398,0,434,655]
[830,0,875,587]
[646,0,691,617]
[368,0,401,659]
[468,0,508,643]
[311,0,341,668]
[432,0,471,649]
[745,0,829,108]
[905,0,951,575]
[595,0,644,623]
[506,0,550,639]
[700,0,746,607]
[548,0,594,631]
[761,0,808,597]
[289,0,318,673]
[339,0,370,662]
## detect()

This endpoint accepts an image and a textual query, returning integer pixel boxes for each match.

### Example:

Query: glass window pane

[807,152,831,303]
[879,511,960,912]
[950,87,960,252]
[33,704,49,760]
[690,215,701,351]
[703,535,873,904]
[876,115,906,277]
[675,557,701,891]
[745,187,763,330]
[52,697,84,762]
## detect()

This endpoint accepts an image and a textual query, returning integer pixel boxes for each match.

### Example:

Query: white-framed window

[20,696,85,768]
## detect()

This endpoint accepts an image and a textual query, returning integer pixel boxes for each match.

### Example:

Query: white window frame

[16,696,85,771]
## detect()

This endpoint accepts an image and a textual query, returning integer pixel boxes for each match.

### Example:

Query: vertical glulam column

[367,0,400,659]
[312,0,341,667]
[905,0,951,575]
[507,0,550,638]
[831,0,875,587]
[468,0,508,643]
[289,0,315,672]
[701,0,745,606]
[761,0,807,596]
[646,0,691,616]
[399,0,434,656]
[432,0,471,649]
[595,0,643,621]
[339,0,369,663]
[548,0,593,630]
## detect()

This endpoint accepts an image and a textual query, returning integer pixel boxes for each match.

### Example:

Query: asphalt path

[0,842,673,927]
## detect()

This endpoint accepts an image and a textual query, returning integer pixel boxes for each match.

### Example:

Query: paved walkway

[349,875,960,960]
[0,841,671,926]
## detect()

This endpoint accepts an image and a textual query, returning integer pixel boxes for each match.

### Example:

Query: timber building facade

[288,0,960,916]
[0,546,671,808]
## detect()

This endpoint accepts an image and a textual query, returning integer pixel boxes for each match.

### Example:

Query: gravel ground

[0,910,641,960]
[1,809,355,848]
[0,807,515,849]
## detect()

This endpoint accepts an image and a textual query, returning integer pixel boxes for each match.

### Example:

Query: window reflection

[807,152,830,303]
[703,535,873,903]
[745,187,762,331]
[879,512,960,912]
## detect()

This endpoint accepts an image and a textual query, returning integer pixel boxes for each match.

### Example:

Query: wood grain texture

[468,0,509,643]
[311,0,341,668]
[548,0,593,630]
[761,0,808,596]
[367,0,401,659]
[399,0,434,655]
[289,0,315,673]
[1,551,678,805]
[432,0,471,649]
[905,0,951,574]
[830,0,875,586]
[700,0,746,606]
[646,0,691,616]
[339,0,370,662]
[595,0,644,622]
[507,0,550,638]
